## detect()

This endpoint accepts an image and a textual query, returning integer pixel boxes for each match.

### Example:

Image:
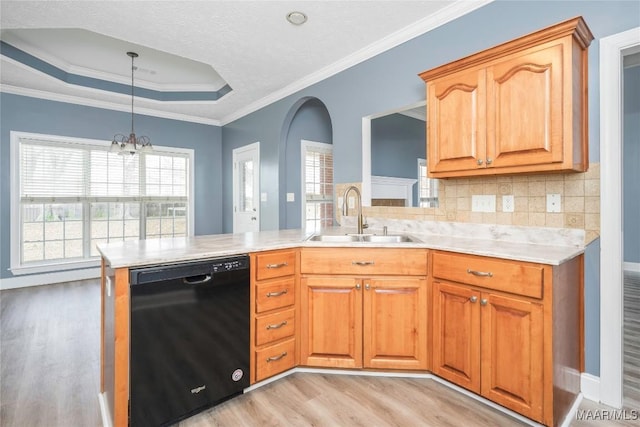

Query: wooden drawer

[432,251,544,299]
[300,248,428,276]
[255,338,295,382]
[255,250,296,281]
[255,308,295,346]
[255,277,295,313]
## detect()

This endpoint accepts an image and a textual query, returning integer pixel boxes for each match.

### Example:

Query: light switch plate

[261,192,267,202]
[286,192,295,202]
[547,194,561,212]
[471,195,496,213]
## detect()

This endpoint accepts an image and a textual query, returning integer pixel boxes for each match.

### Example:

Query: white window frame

[10,131,195,275]
[301,140,333,232]
[417,158,439,208]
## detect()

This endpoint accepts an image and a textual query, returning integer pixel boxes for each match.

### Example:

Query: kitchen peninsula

[99,222,585,427]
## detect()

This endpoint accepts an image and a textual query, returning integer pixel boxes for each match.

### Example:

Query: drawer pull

[352,261,375,266]
[266,352,288,362]
[266,320,288,330]
[266,262,288,269]
[266,289,288,297]
[467,268,493,277]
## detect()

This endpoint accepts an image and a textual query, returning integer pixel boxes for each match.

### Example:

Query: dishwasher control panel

[211,256,249,272]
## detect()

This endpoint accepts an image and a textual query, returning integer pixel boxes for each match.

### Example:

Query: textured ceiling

[0,1,491,125]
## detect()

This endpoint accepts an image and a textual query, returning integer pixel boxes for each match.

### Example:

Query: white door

[233,142,260,233]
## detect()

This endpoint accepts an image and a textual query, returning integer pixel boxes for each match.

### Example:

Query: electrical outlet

[348,196,355,209]
[261,192,267,202]
[547,194,561,213]
[502,195,514,213]
[471,195,496,213]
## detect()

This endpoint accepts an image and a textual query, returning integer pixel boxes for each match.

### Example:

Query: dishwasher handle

[183,274,212,285]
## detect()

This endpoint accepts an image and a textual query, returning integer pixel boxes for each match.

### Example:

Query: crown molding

[220,0,494,125]
[0,84,221,126]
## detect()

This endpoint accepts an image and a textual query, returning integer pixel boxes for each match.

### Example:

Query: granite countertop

[97,221,586,269]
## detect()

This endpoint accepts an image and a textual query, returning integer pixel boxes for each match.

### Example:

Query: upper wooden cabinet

[419,17,593,178]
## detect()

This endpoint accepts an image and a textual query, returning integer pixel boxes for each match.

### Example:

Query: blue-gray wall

[624,64,640,264]
[371,113,425,206]
[283,98,333,230]
[0,93,222,279]
[220,1,640,376]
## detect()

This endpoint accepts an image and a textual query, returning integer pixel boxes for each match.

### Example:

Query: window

[418,158,439,208]
[302,141,333,232]
[11,132,193,274]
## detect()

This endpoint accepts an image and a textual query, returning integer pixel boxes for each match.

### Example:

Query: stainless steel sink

[306,234,361,242]
[361,234,419,243]
[306,233,420,243]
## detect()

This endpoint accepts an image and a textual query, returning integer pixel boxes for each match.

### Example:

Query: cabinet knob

[355,283,361,290]
[486,158,493,165]
[477,159,484,166]
[470,296,478,303]
[365,283,371,290]
[480,298,488,306]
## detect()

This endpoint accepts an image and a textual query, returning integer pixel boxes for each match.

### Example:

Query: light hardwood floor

[1,277,639,427]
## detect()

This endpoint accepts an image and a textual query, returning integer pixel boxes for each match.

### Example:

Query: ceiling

[0,1,490,126]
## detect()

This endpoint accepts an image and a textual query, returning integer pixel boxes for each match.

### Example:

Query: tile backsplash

[335,163,600,244]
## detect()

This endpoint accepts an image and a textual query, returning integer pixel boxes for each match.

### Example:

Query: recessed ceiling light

[286,11,307,25]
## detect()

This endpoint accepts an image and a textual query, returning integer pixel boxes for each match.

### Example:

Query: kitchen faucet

[342,185,368,234]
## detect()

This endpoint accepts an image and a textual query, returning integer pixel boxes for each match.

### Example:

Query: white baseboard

[624,262,640,273]
[0,267,100,290]
[581,373,601,402]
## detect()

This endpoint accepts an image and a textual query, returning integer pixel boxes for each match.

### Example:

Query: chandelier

[111,51,152,155]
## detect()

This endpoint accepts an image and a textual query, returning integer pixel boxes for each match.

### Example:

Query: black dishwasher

[129,255,250,427]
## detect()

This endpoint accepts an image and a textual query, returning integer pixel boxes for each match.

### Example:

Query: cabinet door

[300,276,362,368]
[427,67,486,174]
[480,292,544,422]
[486,44,563,169]
[363,277,427,370]
[432,281,480,393]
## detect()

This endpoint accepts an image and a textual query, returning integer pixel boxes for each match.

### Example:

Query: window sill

[10,259,101,276]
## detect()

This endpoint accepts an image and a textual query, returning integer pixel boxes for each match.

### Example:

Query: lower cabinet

[247,246,580,427]
[432,280,543,421]
[299,248,428,370]
[250,249,298,383]
[431,250,582,427]
[300,276,362,368]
